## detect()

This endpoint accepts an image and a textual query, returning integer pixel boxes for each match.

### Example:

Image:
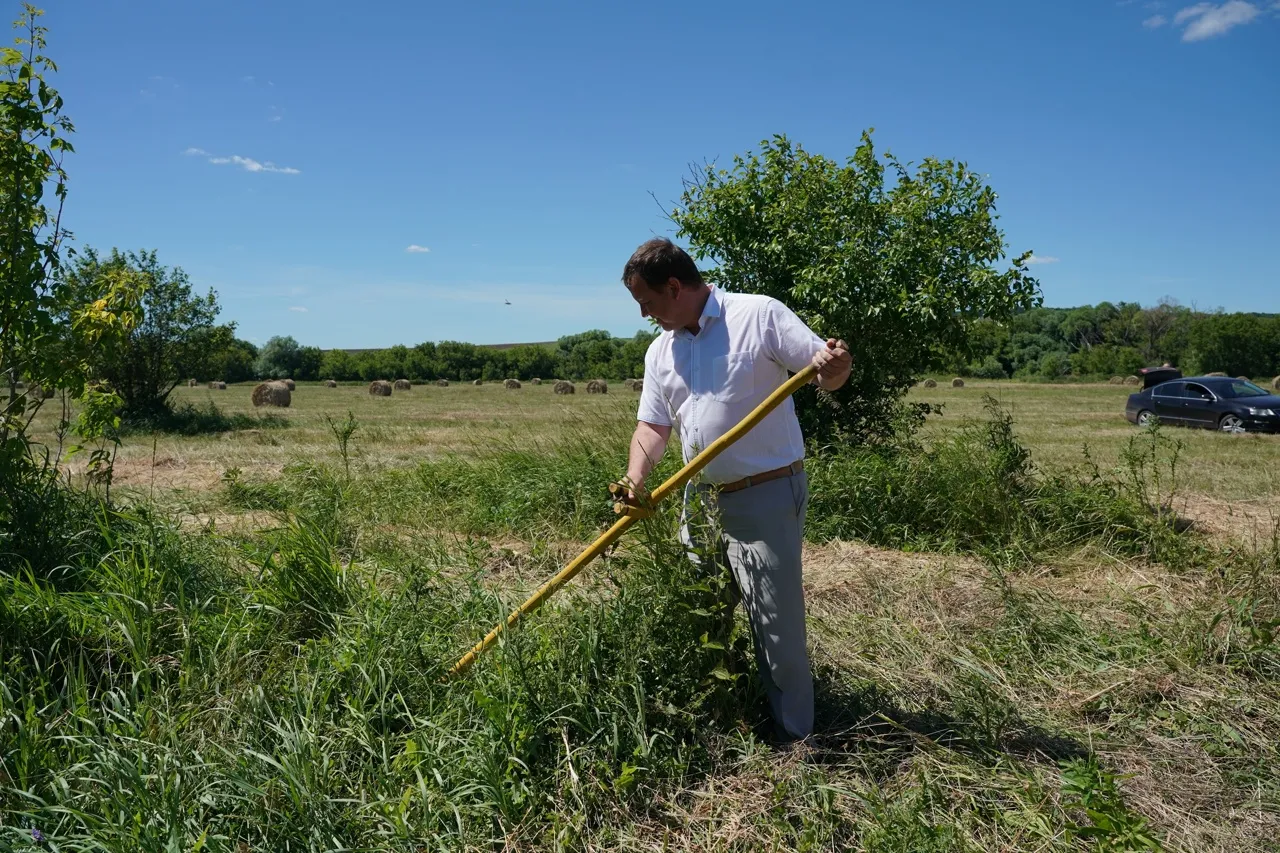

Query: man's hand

[812,338,852,391]
[608,476,653,518]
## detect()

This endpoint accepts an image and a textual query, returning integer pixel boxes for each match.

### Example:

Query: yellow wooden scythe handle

[447,363,819,677]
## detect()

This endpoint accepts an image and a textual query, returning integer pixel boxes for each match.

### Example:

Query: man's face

[626,276,682,330]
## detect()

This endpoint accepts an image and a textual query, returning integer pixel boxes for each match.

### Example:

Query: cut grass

[24,380,1280,511]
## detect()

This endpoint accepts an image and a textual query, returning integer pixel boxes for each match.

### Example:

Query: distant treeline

[936,302,1280,380]
[200,302,1280,386]
[204,330,656,384]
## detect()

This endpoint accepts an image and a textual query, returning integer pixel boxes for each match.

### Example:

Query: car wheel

[1219,413,1244,432]
[1136,410,1155,427]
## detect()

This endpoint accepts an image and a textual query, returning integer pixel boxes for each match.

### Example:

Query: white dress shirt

[636,286,825,484]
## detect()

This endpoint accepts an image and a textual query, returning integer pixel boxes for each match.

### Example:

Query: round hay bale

[586,379,608,394]
[626,378,643,392]
[28,384,54,399]
[283,378,296,391]
[922,378,937,388]
[1109,376,1124,385]
[1205,371,1227,377]
[394,379,412,391]
[951,378,964,388]
[325,379,337,388]
[553,380,575,395]
[187,378,198,387]
[251,381,290,407]
[1124,375,1140,386]
[215,381,227,390]
[369,380,393,397]
[504,378,521,389]
[13,380,24,390]
[1273,376,1280,391]
[530,378,542,385]
[472,379,483,386]
[207,381,219,390]
[1236,376,1249,382]
[435,378,449,387]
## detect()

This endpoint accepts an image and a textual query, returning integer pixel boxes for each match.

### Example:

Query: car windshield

[1220,380,1268,398]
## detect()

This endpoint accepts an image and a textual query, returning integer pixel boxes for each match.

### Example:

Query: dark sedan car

[1125,372,1280,433]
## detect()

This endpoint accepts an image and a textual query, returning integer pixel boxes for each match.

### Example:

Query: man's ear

[667,277,682,298]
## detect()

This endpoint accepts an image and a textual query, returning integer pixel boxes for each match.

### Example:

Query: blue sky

[48,0,1279,348]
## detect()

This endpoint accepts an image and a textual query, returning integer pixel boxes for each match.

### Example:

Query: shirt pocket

[712,353,756,403]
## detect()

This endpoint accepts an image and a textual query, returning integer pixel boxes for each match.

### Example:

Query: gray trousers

[682,472,814,740]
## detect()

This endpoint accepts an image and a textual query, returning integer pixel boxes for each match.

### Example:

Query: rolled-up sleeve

[762,298,825,374]
[636,344,672,426]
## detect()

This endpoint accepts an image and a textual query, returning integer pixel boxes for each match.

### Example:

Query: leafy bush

[672,131,1040,444]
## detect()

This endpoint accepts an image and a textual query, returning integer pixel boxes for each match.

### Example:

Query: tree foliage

[934,300,1280,381]
[672,132,1041,444]
[0,4,73,446]
[61,248,219,416]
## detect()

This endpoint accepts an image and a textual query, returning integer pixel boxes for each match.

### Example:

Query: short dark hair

[622,238,704,289]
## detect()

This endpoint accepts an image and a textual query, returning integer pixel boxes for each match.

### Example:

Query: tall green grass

[2,401,1276,849]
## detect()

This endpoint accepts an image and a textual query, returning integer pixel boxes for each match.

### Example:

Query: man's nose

[639,305,649,318]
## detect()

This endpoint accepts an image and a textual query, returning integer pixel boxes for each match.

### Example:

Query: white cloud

[194,151,300,174]
[1173,1,1261,40]
[289,306,308,313]
[405,245,431,253]
[1144,14,1169,25]
[1026,254,1061,265]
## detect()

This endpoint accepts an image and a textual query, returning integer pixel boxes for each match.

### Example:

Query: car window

[1221,380,1268,398]
[1153,382,1183,397]
[1184,383,1213,400]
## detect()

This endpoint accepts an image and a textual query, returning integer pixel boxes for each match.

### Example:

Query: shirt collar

[679,285,721,337]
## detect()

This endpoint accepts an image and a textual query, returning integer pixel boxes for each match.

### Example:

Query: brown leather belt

[712,460,804,494]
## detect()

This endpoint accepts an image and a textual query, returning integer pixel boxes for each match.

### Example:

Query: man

[618,237,851,743]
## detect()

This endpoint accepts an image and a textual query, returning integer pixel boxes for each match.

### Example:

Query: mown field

[31,378,1279,510]
[6,379,1279,851]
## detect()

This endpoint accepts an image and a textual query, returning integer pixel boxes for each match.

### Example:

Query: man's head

[621,238,708,332]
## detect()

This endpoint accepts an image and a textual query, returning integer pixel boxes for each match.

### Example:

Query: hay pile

[1273,376,1280,391]
[553,380,575,395]
[325,379,337,388]
[1109,376,1124,385]
[504,378,521,389]
[624,378,643,391]
[1236,376,1250,382]
[214,381,227,390]
[1205,371,1227,377]
[187,378,198,387]
[472,379,483,386]
[436,379,449,387]
[13,380,24,390]
[951,378,964,388]
[284,379,296,391]
[394,379,412,391]
[28,384,54,399]
[251,381,290,407]
[208,381,227,390]
[530,378,541,385]
[922,378,937,388]
[369,380,393,397]
[586,379,608,394]
[1124,375,1140,386]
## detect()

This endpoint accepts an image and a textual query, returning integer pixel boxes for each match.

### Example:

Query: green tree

[297,345,323,381]
[320,348,357,381]
[61,248,219,416]
[673,132,1040,444]
[0,4,74,445]
[254,335,303,379]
